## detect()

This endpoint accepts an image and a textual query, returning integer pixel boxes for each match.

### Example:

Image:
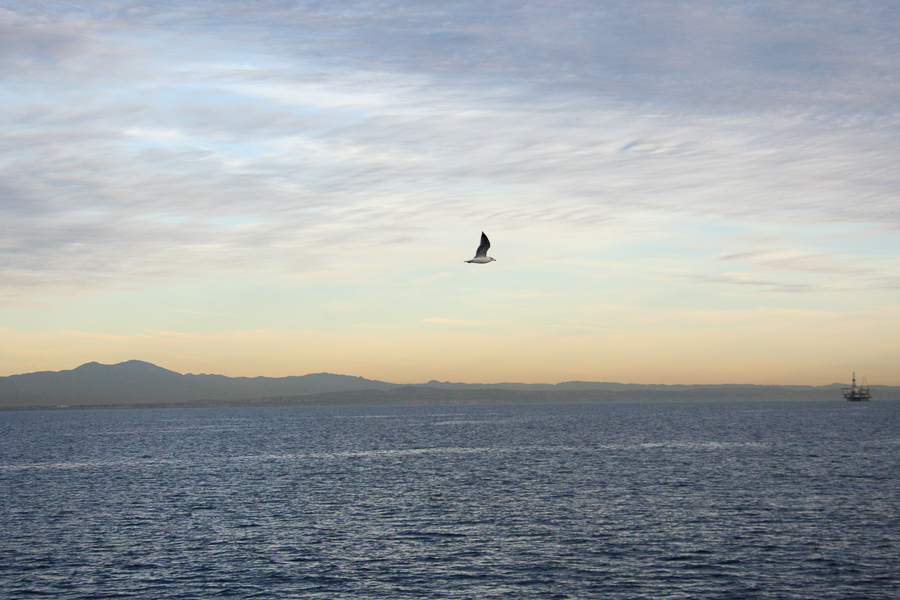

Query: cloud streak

[1,1,898,382]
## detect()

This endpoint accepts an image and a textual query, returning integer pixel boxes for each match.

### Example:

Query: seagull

[465,232,495,264]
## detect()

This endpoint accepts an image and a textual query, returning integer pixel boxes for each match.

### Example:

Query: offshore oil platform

[842,372,871,402]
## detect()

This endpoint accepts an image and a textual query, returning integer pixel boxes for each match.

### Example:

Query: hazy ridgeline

[1,361,895,410]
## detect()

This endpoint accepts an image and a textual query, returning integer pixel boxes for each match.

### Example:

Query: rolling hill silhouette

[1,361,894,410]
[0,360,395,408]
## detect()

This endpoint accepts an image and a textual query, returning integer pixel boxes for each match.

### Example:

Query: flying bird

[465,232,495,264]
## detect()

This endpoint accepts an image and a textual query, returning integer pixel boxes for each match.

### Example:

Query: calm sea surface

[1,400,898,599]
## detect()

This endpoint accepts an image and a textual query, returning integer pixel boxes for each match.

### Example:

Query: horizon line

[0,359,872,388]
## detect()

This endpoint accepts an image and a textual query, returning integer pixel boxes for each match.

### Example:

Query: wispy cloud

[423,317,496,326]
[1,1,898,381]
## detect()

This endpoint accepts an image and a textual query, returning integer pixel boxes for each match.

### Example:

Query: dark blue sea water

[1,400,898,599]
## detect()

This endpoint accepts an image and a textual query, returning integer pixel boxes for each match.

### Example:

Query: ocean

[1,400,898,599]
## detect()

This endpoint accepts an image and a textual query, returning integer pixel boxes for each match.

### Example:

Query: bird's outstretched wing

[474,232,490,257]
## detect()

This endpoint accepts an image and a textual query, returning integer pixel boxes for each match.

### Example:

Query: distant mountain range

[0,360,895,410]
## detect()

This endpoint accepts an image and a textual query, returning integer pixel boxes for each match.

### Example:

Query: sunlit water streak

[1,400,898,599]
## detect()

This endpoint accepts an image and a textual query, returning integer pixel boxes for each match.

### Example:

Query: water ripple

[1,401,898,599]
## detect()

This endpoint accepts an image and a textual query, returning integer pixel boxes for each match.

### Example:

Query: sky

[1,0,899,385]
